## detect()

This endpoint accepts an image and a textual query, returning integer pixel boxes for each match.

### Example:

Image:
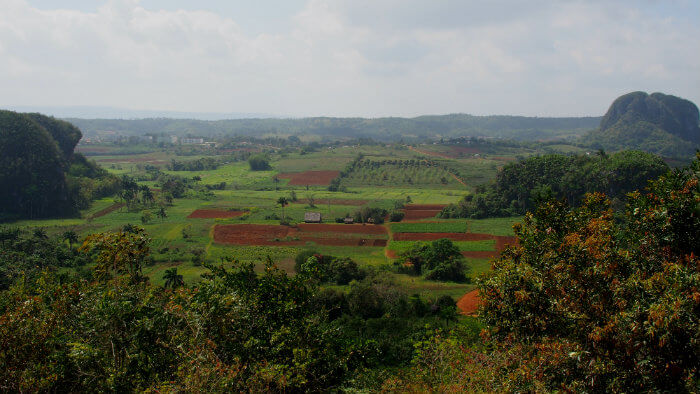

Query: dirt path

[88,202,125,219]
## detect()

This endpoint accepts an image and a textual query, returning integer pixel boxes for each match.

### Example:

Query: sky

[1,0,698,118]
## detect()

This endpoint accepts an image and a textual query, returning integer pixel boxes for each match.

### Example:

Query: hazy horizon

[1,1,698,118]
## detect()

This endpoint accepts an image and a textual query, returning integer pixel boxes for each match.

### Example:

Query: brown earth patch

[297,223,387,234]
[292,198,368,206]
[187,209,246,219]
[276,170,340,186]
[457,289,482,315]
[401,204,447,220]
[214,224,299,245]
[214,224,386,247]
[373,239,388,247]
[393,232,493,241]
[88,202,125,219]
[403,210,441,220]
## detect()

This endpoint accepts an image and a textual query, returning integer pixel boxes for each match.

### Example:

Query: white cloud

[0,0,698,117]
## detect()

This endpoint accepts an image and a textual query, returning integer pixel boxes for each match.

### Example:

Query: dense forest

[0,155,697,392]
[0,111,119,220]
[440,150,669,218]
[69,114,601,142]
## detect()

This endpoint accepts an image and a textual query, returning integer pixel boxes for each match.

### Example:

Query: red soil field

[297,223,387,234]
[393,232,493,241]
[213,224,387,247]
[402,210,442,220]
[187,209,246,219]
[276,170,340,186]
[400,204,447,220]
[214,224,298,245]
[292,198,368,206]
[457,289,482,315]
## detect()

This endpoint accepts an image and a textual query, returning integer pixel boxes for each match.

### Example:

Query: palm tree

[63,230,78,249]
[163,268,184,289]
[277,197,289,221]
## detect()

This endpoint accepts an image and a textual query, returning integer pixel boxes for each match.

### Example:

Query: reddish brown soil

[385,249,398,259]
[213,224,386,247]
[393,232,493,241]
[214,224,297,245]
[402,210,441,220]
[297,223,387,234]
[404,204,448,210]
[457,289,482,315]
[276,170,340,186]
[89,202,125,219]
[292,198,368,206]
[400,204,447,220]
[187,209,246,219]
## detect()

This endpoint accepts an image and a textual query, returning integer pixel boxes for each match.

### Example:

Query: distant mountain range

[3,105,275,121]
[64,114,601,143]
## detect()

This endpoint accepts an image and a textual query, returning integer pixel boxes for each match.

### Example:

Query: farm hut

[304,212,322,223]
[344,217,354,224]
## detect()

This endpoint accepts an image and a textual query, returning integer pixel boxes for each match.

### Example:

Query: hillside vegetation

[0,111,118,220]
[586,91,700,158]
[440,150,669,218]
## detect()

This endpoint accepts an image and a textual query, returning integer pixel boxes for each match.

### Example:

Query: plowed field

[213,224,387,246]
[393,232,492,241]
[187,209,246,219]
[276,170,340,186]
[297,223,387,234]
[401,204,447,220]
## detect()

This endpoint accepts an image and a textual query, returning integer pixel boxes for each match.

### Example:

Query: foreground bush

[386,154,699,392]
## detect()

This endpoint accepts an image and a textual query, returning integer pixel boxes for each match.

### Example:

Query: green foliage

[353,206,387,224]
[441,151,669,218]
[162,268,184,289]
[0,226,88,289]
[477,155,700,391]
[397,239,468,282]
[295,251,366,285]
[248,154,271,171]
[80,227,150,281]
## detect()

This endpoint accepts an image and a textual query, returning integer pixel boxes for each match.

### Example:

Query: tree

[140,185,154,206]
[477,154,700,391]
[163,268,184,289]
[248,155,271,171]
[140,210,153,224]
[156,206,167,221]
[63,230,78,249]
[80,226,150,281]
[398,239,467,282]
[277,196,289,221]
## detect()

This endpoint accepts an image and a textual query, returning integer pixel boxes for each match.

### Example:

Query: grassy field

[12,142,526,301]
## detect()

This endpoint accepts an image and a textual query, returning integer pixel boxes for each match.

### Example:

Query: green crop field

[12,141,525,304]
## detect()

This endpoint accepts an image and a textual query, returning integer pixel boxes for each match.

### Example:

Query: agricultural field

[12,141,524,312]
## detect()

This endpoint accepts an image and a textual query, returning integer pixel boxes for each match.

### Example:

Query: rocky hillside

[585,92,700,158]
